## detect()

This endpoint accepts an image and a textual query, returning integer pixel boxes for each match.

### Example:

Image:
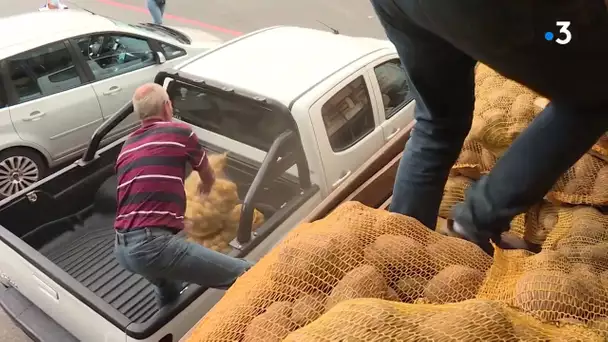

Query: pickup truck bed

[36,184,159,324]
[0,136,306,338]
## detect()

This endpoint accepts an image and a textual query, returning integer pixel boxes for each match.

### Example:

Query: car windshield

[132,23,191,44]
[111,18,190,44]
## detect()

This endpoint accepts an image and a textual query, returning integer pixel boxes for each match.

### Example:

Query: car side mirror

[156,51,167,64]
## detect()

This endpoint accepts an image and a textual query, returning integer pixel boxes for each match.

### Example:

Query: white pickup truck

[0,26,414,342]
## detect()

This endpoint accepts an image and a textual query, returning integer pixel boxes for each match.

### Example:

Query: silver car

[0,10,222,197]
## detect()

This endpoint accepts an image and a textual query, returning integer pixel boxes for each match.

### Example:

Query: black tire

[0,147,48,199]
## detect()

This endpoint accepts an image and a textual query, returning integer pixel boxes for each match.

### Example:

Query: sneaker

[448,220,541,255]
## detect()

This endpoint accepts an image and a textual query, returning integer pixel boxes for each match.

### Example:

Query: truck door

[309,72,384,191]
[367,57,415,142]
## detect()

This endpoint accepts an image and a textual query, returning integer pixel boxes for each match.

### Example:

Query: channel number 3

[555,21,572,45]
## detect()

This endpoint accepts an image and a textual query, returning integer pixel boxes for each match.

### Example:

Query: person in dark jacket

[371,0,608,254]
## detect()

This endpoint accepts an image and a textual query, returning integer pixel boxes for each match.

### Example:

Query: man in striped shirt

[114,83,252,306]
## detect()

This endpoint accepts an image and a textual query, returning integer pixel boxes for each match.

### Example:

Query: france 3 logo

[544,21,572,45]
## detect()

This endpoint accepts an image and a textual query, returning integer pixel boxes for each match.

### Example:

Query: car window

[373,59,412,119]
[160,42,186,60]
[75,34,155,81]
[169,82,290,152]
[8,41,82,104]
[321,76,375,152]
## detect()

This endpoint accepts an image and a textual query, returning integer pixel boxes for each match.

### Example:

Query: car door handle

[387,127,401,140]
[103,86,122,96]
[22,111,46,122]
[332,170,352,189]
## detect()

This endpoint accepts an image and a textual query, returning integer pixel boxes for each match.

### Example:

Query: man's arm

[186,130,215,194]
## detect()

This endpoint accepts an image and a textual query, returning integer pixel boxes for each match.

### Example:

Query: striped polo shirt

[114,118,210,231]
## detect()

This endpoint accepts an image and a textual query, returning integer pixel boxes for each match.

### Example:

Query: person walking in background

[371,0,608,254]
[114,83,252,307]
[39,0,68,10]
[147,0,166,25]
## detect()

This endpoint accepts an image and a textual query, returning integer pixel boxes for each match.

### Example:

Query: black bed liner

[39,212,158,324]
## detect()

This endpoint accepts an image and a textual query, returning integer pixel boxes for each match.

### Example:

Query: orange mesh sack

[438,176,473,219]
[283,298,605,342]
[185,201,494,341]
[184,153,264,253]
[470,64,547,157]
[592,133,608,158]
[547,153,608,206]
[477,206,608,336]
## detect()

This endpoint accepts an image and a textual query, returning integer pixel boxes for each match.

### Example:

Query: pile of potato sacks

[184,65,608,342]
[184,153,264,253]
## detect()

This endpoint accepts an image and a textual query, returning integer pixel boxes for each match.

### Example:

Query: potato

[589,317,608,338]
[363,235,434,282]
[534,97,550,110]
[562,177,593,195]
[427,236,493,271]
[385,287,401,302]
[208,152,228,175]
[458,149,479,165]
[475,63,495,84]
[269,229,362,293]
[487,86,514,106]
[526,202,559,243]
[291,293,326,327]
[439,176,473,218]
[394,276,427,303]
[573,154,600,179]
[473,99,491,116]
[423,265,485,304]
[513,270,591,321]
[480,148,497,170]
[591,166,608,203]
[509,93,536,119]
[326,265,387,311]
[477,76,506,98]
[556,208,607,248]
[522,250,569,272]
[503,79,528,96]
[284,299,406,342]
[578,243,608,272]
[243,301,295,342]
[417,300,516,342]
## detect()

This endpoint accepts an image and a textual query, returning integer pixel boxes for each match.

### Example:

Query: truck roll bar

[236,129,311,244]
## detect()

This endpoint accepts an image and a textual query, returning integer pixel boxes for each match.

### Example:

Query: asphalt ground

[1,0,388,340]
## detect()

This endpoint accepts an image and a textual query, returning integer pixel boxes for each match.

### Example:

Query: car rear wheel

[0,148,47,198]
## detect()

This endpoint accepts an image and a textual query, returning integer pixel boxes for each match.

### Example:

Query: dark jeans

[115,227,252,305]
[372,0,608,237]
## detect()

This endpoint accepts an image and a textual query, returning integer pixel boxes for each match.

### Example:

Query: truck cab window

[374,59,411,119]
[169,82,287,151]
[321,76,375,152]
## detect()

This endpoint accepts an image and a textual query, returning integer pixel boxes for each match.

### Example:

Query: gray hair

[132,83,169,120]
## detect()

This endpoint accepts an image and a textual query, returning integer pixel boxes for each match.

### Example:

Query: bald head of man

[133,83,173,122]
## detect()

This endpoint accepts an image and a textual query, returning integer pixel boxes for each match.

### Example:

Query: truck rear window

[169,81,288,152]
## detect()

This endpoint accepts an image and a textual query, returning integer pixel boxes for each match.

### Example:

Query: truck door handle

[103,86,122,96]
[332,170,352,189]
[387,127,401,140]
[22,111,46,122]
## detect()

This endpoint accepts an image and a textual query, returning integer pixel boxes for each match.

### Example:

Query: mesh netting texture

[184,153,265,253]
[478,205,608,339]
[457,64,608,206]
[186,202,499,341]
[284,298,605,342]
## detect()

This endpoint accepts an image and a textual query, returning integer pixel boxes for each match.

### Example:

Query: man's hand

[198,180,214,196]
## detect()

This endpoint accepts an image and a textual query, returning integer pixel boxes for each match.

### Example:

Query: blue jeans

[372,0,608,238]
[147,0,165,25]
[114,227,252,305]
